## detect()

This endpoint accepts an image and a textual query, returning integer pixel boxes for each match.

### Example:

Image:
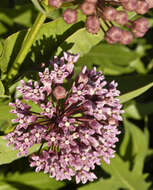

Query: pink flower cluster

[48,0,152,44]
[5,53,123,184]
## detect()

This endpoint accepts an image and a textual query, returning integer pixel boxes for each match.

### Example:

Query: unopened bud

[136,1,149,14]
[103,7,117,21]
[132,17,149,33]
[85,16,100,34]
[120,30,133,45]
[145,0,153,8]
[115,11,128,25]
[63,9,77,24]
[80,2,96,15]
[53,86,67,100]
[86,0,97,3]
[48,0,63,8]
[105,27,122,43]
[122,0,137,11]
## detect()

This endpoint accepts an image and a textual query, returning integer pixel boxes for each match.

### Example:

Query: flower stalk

[7,1,48,83]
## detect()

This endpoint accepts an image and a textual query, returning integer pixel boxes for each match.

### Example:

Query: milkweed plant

[0,0,153,189]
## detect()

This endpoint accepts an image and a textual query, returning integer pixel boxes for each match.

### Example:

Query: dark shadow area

[14,21,84,81]
[0,157,32,176]
[144,154,153,190]
[5,180,40,190]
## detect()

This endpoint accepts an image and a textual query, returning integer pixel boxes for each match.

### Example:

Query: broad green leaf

[57,29,104,57]
[0,172,66,190]
[122,119,148,173]
[62,43,139,75]
[119,81,153,104]
[69,43,145,76]
[0,136,43,165]
[79,155,150,190]
[0,15,85,75]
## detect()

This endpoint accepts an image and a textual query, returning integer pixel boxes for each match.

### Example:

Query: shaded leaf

[124,101,153,120]
[121,119,148,173]
[0,16,84,75]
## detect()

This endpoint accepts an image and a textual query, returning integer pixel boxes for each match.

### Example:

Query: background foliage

[0,0,153,189]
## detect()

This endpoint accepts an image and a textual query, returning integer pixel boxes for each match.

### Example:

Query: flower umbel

[49,0,152,44]
[5,53,123,184]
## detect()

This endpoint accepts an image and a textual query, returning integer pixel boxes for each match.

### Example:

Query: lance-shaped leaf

[119,81,153,104]
[79,155,151,190]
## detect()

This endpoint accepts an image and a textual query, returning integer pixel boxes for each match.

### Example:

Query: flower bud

[85,16,100,34]
[63,9,77,24]
[136,0,149,14]
[105,36,116,44]
[105,26,122,43]
[132,30,145,38]
[80,2,96,15]
[86,0,97,3]
[53,86,67,100]
[115,11,128,25]
[120,31,133,45]
[122,0,138,11]
[103,7,117,21]
[48,0,63,8]
[145,0,153,8]
[132,17,149,33]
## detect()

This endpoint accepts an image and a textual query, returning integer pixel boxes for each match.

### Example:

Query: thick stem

[7,12,47,82]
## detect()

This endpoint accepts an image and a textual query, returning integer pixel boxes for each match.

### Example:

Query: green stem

[7,12,46,82]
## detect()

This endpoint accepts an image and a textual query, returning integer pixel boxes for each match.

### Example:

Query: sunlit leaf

[0,136,44,165]
[0,172,66,190]
[119,81,153,103]
[79,155,150,190]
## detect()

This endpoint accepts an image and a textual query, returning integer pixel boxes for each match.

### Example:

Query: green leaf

[124,101,153,120]
[70,43,141,75]
[119,81,153,104]
[121,119,148,174]
[79,155,150,190]
[0,136,44,165]
[0,80,5,95]
[0,99,14,132]
[0,172,66,190]
[0,16,84,75]
[119,118,148,171]
[57,29,104,57]
[30,0,46,14]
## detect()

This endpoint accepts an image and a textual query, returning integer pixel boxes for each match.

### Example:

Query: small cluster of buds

[48,0,152,44]
[5,53,123,184]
